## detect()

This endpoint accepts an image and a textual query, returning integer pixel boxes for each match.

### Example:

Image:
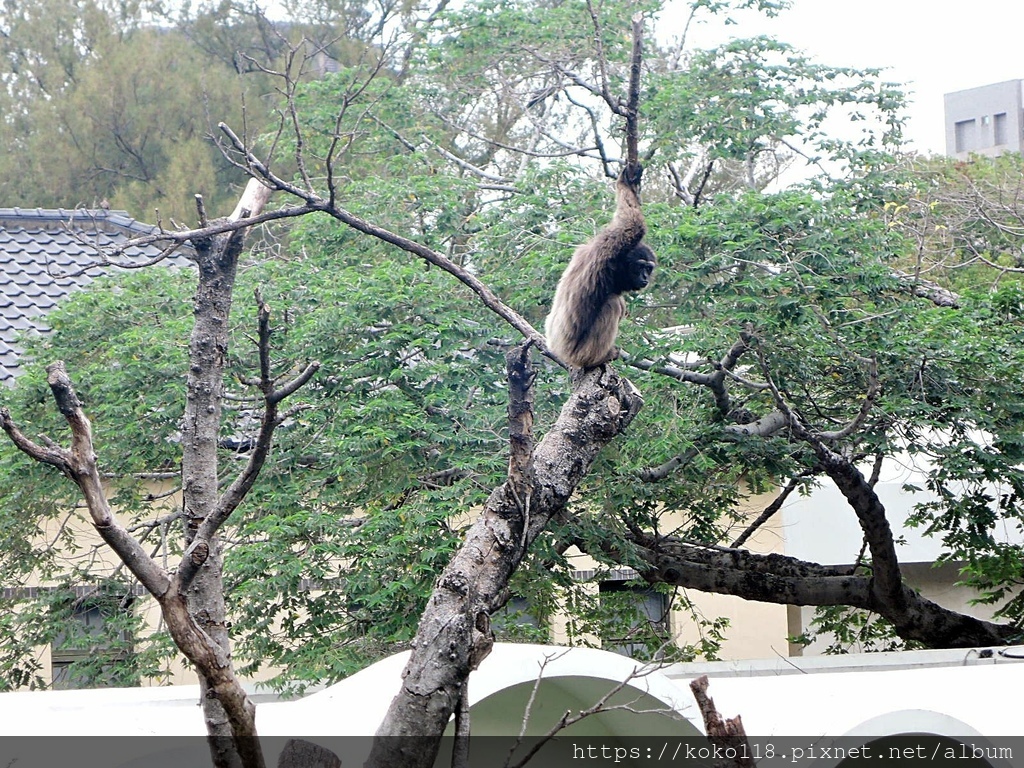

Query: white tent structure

[0,643,1019,767]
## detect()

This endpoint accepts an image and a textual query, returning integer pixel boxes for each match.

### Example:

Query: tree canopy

[2,0,1024,764]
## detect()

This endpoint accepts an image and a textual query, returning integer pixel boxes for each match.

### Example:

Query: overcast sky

[669,0,1024,155]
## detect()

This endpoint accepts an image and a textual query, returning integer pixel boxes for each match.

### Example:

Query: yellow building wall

[22,475,1009,690]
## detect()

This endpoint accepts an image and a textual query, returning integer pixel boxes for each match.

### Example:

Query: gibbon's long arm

[588,171,646,259]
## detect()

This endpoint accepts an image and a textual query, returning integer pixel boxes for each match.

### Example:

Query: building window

[954,118,977,153]
[598,581,669,658]
[994,112,1008,146]
[493,595,548,642]
[51,593,137,689]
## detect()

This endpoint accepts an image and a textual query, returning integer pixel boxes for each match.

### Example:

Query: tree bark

[0,363,265,768]
[0,362,171,598]
[175,184,274,768]
[366,363,643,768]
[180,219,248,767]
[805,440,1017,647]
[628,532,1017,647]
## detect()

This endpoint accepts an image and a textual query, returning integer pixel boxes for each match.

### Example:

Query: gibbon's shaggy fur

[544,167,655,369]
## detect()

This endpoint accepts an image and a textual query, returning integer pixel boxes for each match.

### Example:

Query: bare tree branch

[584,0,615,110]
[506,662,672,768]
[628,333,753,418]
[892,269,961,308]
[175,289,319,594]
[507,342,536,553]
[0,363,172,598]
[624,13,644,171]
[229,179,274,222]
[562,89,615,175]
[217,122,550,355]
[722,410,789,438]
[640,445,700,483]
[689,676,754,768]
[730,473,808,549]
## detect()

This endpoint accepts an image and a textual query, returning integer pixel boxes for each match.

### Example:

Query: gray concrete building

[944,79,1024,158]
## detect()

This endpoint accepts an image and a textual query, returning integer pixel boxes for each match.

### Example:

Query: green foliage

[225,218,542,688]
[0,0,345,220]
[13,268,194,474]
[648,35,904,178]
[4,0,1024,691]
[0,577,171,691]
[791,605,922,655]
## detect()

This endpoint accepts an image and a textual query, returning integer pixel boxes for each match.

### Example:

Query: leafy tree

[3,1,1024,767]
[0,4,247,220]
[880,152,1024,628]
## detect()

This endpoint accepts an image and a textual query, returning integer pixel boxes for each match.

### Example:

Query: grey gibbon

[544,164,656,369]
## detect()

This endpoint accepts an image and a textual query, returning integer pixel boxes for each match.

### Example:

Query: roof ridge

[0,207,163,238]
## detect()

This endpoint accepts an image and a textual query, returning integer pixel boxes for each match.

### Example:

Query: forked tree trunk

[0,182,275,768]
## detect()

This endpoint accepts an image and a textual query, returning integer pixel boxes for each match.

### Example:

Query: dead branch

[639,445,700,483]
[584,0,614,109]
[506,342,536,552]
[754,348,905,610]
[0,363,171,598]
[722,410,789,438]
[507,662,671,768]
[452,679,472,768]
[689,676,754,768]
[730,473,808,549]
[174,290,319,593]
[892,269,961,308]
[1,178,283,768]
[562,88,615,175]
[217,122,549,355]
[230,179,275,222]
[627,333,752,418]
[509,649,570,756]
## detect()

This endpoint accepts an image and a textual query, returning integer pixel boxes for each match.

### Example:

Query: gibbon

[544,165,655,369]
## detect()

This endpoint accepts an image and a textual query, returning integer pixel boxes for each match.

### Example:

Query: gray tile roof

[0,208,193,385]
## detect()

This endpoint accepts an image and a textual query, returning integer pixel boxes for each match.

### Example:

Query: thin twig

[731,473,811,549]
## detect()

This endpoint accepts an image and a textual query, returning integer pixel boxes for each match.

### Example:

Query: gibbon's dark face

[621,243,656,291]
